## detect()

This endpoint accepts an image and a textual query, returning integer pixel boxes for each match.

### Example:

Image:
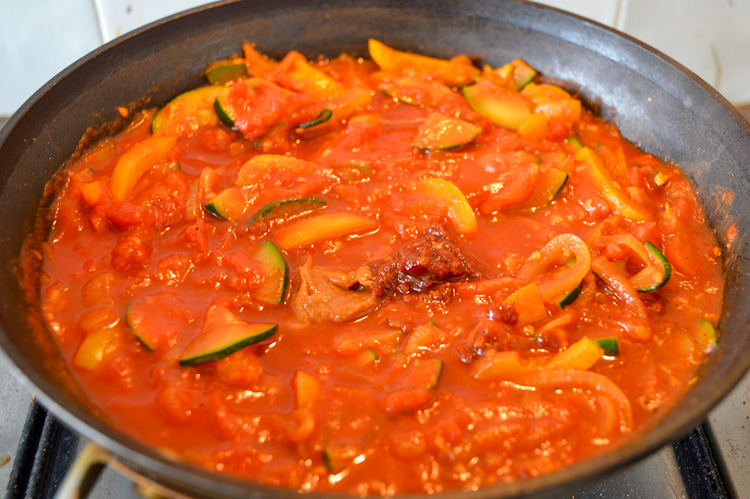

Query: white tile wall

[1,0,749,116]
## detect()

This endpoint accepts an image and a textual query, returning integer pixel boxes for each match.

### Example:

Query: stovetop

[1,114,749,498]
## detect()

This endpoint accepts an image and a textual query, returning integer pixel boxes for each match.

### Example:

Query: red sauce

[33,41,724,494]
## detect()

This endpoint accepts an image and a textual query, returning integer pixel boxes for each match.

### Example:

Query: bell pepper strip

[151,86,230,136]
[462,79,531,130]
[274,212,378,250]
[576,147,653,221]
[412,113,482,151]
[179,305,277,367]
[109,135,177,201]
[368,38,479,87]
[591,256,652,340]
[662,203,700,277]
[293,370,323,408]
[73,329,119,370]
[416,177,478,234]
[275,51,346,98]
[518,111,548,140]
[545,337,604,370]
[503,282,547,324]
[472,351,540,380]
[516,233,591,307]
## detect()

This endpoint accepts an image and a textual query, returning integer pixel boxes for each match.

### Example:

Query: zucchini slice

[558,281,583,308]
[631,242,672,292]
[462,80,530,130]
[126,292,188,351]
[253,241,289,305]
[593,337,620,356]
[515,167,568,212]
[179,306,277,367]
[274,212,378,250]
[214,95,238,128]
[412,113,482,151]
[508,59,538,90]
[404,358,443,390]
[205,63,248,85]
[250,196,327,225]
[152,86,230,136]
[204,186,248,221]
[696,319,718,353]
[297,109,332,130]
[109,136,177,201]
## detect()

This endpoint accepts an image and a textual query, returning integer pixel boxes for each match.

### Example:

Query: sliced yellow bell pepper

[503,282,547,324]
[109,135,177,201]
[545,337,604,370]
[416,177,478,234]
[73,329,118,370]
[274,212,378,249]
[576,147,653,221]
[293,370,323,408]
[277,51,346,99]
[368,38,479,87]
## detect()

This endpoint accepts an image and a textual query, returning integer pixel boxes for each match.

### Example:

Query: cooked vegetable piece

[507,58,538,90]
[204,186,248,221]
[252,241,289,305]
[152,86,230,136]
[576,147,653,221]
[514,167,568,212]
[630,242,672,292]
[546,337,604,370]
[593,337,620,356]
[416,177,478,234]
[274,213,378,249]
[368,38,479,87]
[381,77,452,106]
[517,234,591,307]
[412,113,482,151]
[403,358,443,389]
[179,306,277,367]
[696,319,718,353]
[251,197,327,225]
[109,136,177,201]
[297,109,333,130]
[214,95,238,127]
[293,370,323,408]
[73,329,118,370]
[236,154,321,185]
[463,80,530,130]
[205,63,248,85]
[277,51,346,98]
[503,282,547,324]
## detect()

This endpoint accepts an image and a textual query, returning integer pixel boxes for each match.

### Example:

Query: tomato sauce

[31,40,724,494]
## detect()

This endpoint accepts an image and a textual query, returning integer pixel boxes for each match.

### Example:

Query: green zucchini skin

[631,242,672,292]
[214,96,237,128]
[250,196,327,224]
[125,304,156,352]
[558,281,583,308]
[253,241,289,305]
[205,63,248,85]
[204,187,246,221]
[593,337,620,356]
[298,109,333,129]
[152,86,230,135]
[179,323,278,368]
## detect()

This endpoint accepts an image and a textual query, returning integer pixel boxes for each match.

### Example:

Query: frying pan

[1,0,749,497]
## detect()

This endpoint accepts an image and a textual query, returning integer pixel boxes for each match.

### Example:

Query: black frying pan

[1,1,750,497]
